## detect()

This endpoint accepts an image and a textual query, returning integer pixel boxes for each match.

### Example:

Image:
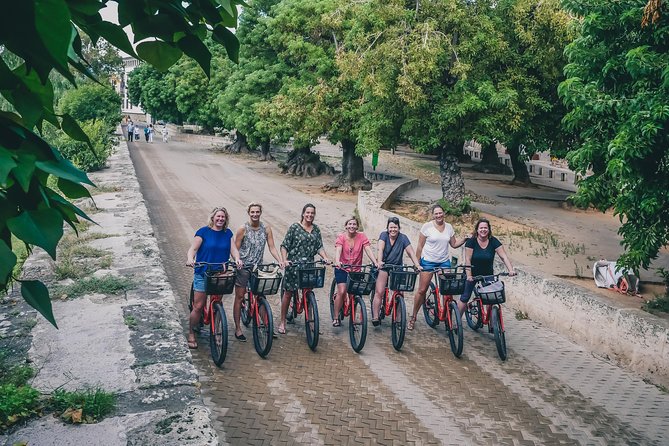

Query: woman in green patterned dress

[278,203,331,334]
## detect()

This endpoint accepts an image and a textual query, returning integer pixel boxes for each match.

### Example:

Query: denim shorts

[334,268,349,284]
[419,258,451,271]
[193,272,206,292]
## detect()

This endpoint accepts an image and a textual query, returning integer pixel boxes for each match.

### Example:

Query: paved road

[128,138,669,445]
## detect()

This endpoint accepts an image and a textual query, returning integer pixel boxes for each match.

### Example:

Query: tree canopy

[559,0,669,273]
[0,0,243,327]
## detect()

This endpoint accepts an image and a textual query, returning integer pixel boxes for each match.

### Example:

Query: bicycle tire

[328,279,344,322]
[241,293,252,327]
[447,301,464,358]
[349,295,368,353]
[210,302,228,366]
[391,296,407,351]
[423,282,439,328]
[253,296,273,358]
[305,291,320,351]
[491,306,507,361]
[466,299,483,331]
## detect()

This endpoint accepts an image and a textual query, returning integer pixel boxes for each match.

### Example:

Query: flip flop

[277,326,286,334]
[332,319,341,327]
[408,316,416,331]
[187,340,198,349]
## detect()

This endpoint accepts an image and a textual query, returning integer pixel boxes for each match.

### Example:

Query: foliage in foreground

[0,0,243,327]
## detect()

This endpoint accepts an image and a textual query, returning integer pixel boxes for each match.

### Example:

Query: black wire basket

[388,267,418,292]
[475,279,506,304]
[297,266,326,289]
[437,267,467,295]
[346,266,376,295]
[205,270,236,295]
[250,267,283,295]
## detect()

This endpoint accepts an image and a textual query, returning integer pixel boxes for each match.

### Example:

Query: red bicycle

[285,259,327,351]
[329,264,375,353]
[188,262,236,366]
[421,266,467,357]
[240,263,282,358]
[371,265,418,351]
[465,273,510,360]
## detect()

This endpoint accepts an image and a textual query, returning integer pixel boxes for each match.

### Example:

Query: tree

[58,83,121,130]
[128,63,183,124]
[559,0,669,273]
[0,0,242,328]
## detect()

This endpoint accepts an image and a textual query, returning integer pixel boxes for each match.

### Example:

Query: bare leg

[233,286,245,336]
[333,282,347,324]
[189,291,206,345]
[278,290,291,333]
[372,270,389,321]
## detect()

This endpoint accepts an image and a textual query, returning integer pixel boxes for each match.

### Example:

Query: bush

[51,120,117,172]
[58,83,121,130]
[50,389,116,423]
[0,384,41,429]
[437,197,472,217]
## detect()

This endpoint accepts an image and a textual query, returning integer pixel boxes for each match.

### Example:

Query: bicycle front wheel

[423,282,439,328]
[491,306,507,361]
[447,301,464,358]
[349,296,367,353]
[253,296,273,358]
[241,293,252,327]
[210,302,228,366]
[305,291,320,351]
[391,296,406,351]
[466,299,483,331]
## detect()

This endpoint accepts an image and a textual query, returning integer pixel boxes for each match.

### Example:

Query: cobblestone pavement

[129,140,669,445]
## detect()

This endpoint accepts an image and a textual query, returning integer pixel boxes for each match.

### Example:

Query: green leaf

[218,0,235,18]
[212,26,239,64]
[0,239,17,287]
[11,153,37,192]
[35,156,94,186]
[60,114,91,143]
[58,177,91,199]
[94,21,138,58]
[0,148,18,185]
[177,35,212,76]
[22,280,58,328]
[34,0,72,72]
[7,209,64,259]
[67,0,104,15]
[136,41,183,71]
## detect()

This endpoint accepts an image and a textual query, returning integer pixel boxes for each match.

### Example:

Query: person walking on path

[409,204,467,330]
[232,202,283,341]
[144,126,150,142]
[161,125,169,143]
[148,124,154,143]
[133,124,140,141]
[278,203,331,335]
[185,206,242,349]
[127,121,134,142]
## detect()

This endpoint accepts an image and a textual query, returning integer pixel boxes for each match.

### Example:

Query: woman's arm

[186,236,203,266]
[265,225,284,267]
[229,232,242,267]
[234,225,245,251]
[334,244,343,268]
[363,244,379,267]
[495,245,516,276]
[464,247,474,280]
[317,246,330,263]
[405,245,422,270]
[376,238,386,267]
[450,234,467,249]
[415,233,426,261]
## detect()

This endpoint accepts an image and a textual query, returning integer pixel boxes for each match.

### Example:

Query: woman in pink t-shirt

[332,217,379,327]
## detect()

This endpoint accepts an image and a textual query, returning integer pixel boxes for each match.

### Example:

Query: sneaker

[235,333,247,342]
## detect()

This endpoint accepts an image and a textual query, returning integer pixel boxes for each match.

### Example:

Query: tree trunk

[323,139,372,192]
[506,138,532,184]
[439,149,466,206]
[472,141,512,174]
[279,145,335,177]
[226,132,250,153]
[259,140,274,161]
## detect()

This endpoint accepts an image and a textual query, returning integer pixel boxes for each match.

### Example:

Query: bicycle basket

[250,266,283,295]
[297,266,326,289]
[388,268,418,292]
[205,270,235,295]
[475,280,505,304]
[437,268,466,295]
[346,266,375,295]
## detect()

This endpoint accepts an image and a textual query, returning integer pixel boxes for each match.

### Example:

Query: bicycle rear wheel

[329,279,344,322]
[491,306,507,361]
[241,293,252,327]
[210,302,228,366]
[423,282,439,328]
[466,299,483,331]
[253,296,273,358]
[349,296,367,353]
[391,296,407,351]
[447,301,464,358]
[305,291,320,351]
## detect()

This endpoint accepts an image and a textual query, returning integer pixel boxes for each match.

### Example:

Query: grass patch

[437,197,472,217]
[54,275,134,299]
[88,184,122,195]
[0,354,39,431]
[50,388,116,424]
[53,228,115,280]
[515,310,529,320]
[642,294,669,315]
[124,315,138,328]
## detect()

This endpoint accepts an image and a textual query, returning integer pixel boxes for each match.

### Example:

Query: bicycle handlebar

[470,272,510,282]
[189,261,236,270]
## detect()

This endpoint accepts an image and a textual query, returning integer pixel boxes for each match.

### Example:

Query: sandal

[187,336,198,349]
[371,318,380,327]
[408,316,416,331]
[277,326,286,334]
[332,319,341,327]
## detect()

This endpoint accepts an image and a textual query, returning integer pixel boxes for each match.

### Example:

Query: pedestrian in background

[148,124,154,143]
[161,125,168,143]
[127,121,134,141]
[134,125,140,141]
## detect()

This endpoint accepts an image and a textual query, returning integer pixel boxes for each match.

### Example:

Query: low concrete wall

[358,179,669,387]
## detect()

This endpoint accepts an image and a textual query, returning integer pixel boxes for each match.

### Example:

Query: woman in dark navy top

[457,218,515,315]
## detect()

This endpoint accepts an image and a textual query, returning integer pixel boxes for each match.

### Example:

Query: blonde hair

[208,206,229,230]
[344,216,359,227]
[247,202,263,213]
